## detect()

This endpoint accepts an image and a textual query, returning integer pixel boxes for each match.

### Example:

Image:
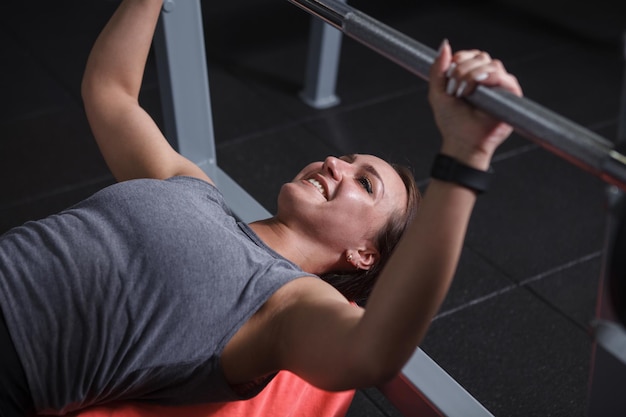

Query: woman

[0,0,522,415]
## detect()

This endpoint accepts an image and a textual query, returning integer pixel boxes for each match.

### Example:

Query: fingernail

[437,38,448,56]
[446,78,457,95]
[445,62,457,78]
[474,72,489,81]
[455,80,467,97]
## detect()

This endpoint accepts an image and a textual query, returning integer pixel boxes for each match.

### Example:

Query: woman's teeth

[307,178,326,199]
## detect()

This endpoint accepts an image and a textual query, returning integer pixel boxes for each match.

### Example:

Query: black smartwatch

[430,153,494,194]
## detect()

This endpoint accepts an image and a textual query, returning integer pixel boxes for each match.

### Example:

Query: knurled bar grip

[287,0,626,189]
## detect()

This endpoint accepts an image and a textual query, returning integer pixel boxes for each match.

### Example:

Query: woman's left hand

[428,40,523,170]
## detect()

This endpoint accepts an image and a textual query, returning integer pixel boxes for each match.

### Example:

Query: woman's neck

[248,218,337,275]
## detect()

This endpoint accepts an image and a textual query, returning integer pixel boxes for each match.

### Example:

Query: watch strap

[430,153,493,194]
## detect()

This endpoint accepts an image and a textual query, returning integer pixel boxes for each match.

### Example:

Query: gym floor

[1,0,624,416]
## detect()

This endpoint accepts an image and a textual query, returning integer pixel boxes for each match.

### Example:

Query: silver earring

[347,253,353,262]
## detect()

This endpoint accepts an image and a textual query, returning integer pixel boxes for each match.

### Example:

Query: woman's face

[277,154,408,254]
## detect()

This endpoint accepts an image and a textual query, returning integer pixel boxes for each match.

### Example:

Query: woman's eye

[358,176,373,194]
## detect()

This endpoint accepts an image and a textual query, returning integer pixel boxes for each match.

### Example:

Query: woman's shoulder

[268,276,359,315]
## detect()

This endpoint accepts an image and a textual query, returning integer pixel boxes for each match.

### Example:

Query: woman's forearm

[354,177,479,376]
[82,0,163,98]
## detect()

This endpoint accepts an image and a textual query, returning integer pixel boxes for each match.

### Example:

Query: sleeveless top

[0,176,309,415]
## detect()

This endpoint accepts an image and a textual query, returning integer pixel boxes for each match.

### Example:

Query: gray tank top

[0,176,308,414]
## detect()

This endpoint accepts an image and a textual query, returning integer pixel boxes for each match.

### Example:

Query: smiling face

[276,154,408,259]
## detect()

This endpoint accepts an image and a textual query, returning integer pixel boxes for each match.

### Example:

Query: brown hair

[320,164,420,305]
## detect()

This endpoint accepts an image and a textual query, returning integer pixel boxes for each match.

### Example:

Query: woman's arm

[271,40,522,390]
[81,0,211,183]
[350,41,523,379]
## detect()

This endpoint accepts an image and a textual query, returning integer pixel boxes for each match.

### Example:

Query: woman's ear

[356,247,380,270]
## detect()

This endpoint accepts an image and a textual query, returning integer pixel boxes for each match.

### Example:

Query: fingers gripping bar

[287,0,626,190]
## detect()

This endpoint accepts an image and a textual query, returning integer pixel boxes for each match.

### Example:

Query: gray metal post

[299,0,346,109]
[153,0,217,177]
[586,31,626,417]
[587,189,626,416]
[153,0,271,222]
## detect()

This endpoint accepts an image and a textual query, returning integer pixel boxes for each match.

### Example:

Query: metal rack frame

[152,1,626,415]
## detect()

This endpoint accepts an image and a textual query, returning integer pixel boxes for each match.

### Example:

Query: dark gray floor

[1,1,624,416]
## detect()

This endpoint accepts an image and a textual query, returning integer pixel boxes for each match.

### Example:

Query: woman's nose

[323,156,350,180]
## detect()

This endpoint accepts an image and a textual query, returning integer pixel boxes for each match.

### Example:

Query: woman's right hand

[428,40,523,171]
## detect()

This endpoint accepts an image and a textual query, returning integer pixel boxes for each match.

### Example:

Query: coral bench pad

[69,371,355,417]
